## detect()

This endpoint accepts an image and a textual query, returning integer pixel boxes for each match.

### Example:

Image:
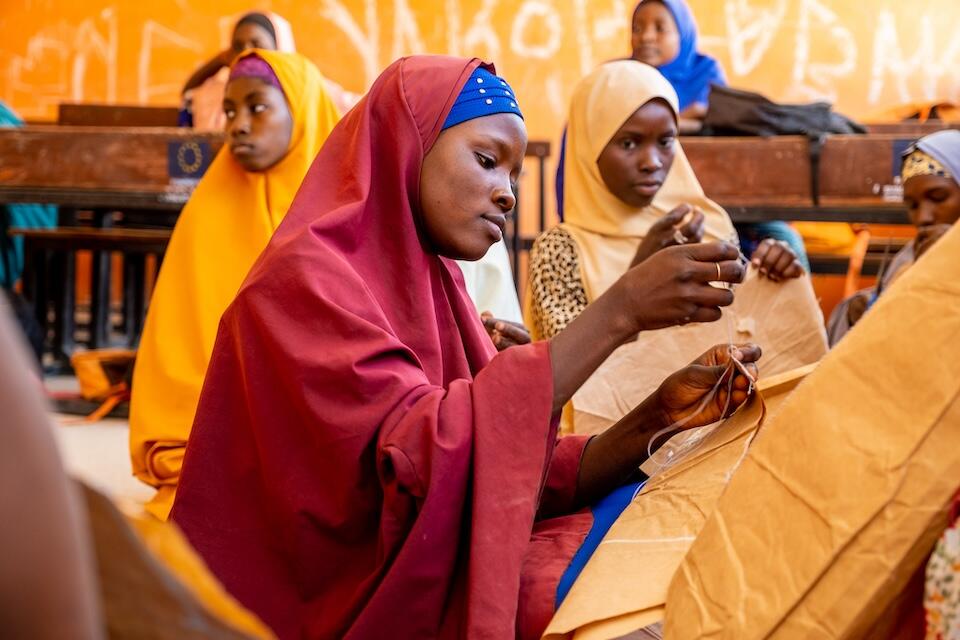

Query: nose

[493,181,517,213]
[228,110,251,139]
[641,22,658,43]
[637,145,663,173]
[913,200,937,227]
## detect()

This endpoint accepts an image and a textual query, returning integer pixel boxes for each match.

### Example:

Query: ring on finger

[715,262,722,281]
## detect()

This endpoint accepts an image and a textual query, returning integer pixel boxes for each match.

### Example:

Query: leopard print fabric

[528,227,588,339]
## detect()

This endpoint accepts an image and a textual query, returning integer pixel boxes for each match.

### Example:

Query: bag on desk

[663,223,960,639]
[703,84,866,137]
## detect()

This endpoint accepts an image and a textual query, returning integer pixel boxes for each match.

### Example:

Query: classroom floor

[47,374,152,508]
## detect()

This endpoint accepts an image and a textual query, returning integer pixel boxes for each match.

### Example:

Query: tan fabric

[544,367,812,640]
[664,223,960,639]
[568,267,828,436]
[561,60,736,303]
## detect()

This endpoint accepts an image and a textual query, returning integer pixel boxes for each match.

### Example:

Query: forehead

[616,99,677,135]
[223,76,284,101]
[233,21,274,42]
[903,173,960,195]
[634,1,675,24]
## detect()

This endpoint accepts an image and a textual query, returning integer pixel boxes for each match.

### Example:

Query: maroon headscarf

[171,55,586,638]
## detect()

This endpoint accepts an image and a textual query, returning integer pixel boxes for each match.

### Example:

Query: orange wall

[5,0,960,136]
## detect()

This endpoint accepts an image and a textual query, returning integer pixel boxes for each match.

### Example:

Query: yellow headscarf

[130,50,340,520]
[561,60,736,301]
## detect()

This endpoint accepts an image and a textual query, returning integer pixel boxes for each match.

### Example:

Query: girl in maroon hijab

[171,55,756,639]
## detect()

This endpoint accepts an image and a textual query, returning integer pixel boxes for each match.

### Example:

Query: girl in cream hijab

[526,60,804,340]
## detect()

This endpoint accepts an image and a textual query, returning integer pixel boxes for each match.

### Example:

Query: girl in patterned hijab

[827,130,960,345]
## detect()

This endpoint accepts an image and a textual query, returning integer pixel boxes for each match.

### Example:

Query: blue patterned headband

[441,67,523,131]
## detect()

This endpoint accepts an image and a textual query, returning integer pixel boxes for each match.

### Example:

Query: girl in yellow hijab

[526,60,804,340]
[130,49,341,520]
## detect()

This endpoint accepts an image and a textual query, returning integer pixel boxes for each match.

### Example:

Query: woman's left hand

[653,343,761,431]
[750,238,805,282]
[481,312,532,351]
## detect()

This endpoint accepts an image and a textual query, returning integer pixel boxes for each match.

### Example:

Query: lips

[231,143,256,156]
[481,212,507,239]
[631,181,663,197]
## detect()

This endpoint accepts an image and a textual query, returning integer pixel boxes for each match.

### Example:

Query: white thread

[642,245,755,479]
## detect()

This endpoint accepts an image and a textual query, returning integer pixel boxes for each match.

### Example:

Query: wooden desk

[0,126,218,359]
[0,126,223,211]
[58,103,180,128]
[864,122,960,136]
[680,134,911,224]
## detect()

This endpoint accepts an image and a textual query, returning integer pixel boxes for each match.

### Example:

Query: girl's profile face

[597,99,678,208]
[223,77,293,172]
[231,22,277,55]
[903,174,960,228]
[631,1,681,67]
[419,113,527,261]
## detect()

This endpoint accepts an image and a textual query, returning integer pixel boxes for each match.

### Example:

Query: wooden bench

[11,228,171,360]
[57,104,180,128]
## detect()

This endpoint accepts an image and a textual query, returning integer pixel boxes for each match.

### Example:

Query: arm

[548,241,745,414]
[182,50,233,95]
[678,103,708,135]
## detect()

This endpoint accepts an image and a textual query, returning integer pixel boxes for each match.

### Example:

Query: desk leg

[20,244,43,330]
[51,249,76,362]
[89,210,113,349]
[124,254,147,348]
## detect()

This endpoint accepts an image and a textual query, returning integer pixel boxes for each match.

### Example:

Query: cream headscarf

[561,60,736,301]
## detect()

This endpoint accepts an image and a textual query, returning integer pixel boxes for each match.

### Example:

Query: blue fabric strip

[555,480,645,608]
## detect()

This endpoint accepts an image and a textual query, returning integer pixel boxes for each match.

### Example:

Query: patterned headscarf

[901,130,960,184]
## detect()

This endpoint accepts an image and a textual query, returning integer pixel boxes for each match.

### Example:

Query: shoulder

[531,226,578,262]
[529,226,584,290]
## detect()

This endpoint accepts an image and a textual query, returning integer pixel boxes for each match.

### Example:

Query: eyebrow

[615,125,677,138]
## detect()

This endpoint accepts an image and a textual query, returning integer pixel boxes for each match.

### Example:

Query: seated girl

[129,50,341,520]
[528,60,804,342]
[828,130,960,345]
[169,56,758,639]
[184,12,356,129]
[630,0,809,265]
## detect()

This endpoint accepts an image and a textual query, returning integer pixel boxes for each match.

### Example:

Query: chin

[451,237,495,262]
[619,193,655,208]
[231,155,261,172]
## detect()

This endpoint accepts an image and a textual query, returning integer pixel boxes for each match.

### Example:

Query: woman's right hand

[631,204,706,266]
[611,241,745,334]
